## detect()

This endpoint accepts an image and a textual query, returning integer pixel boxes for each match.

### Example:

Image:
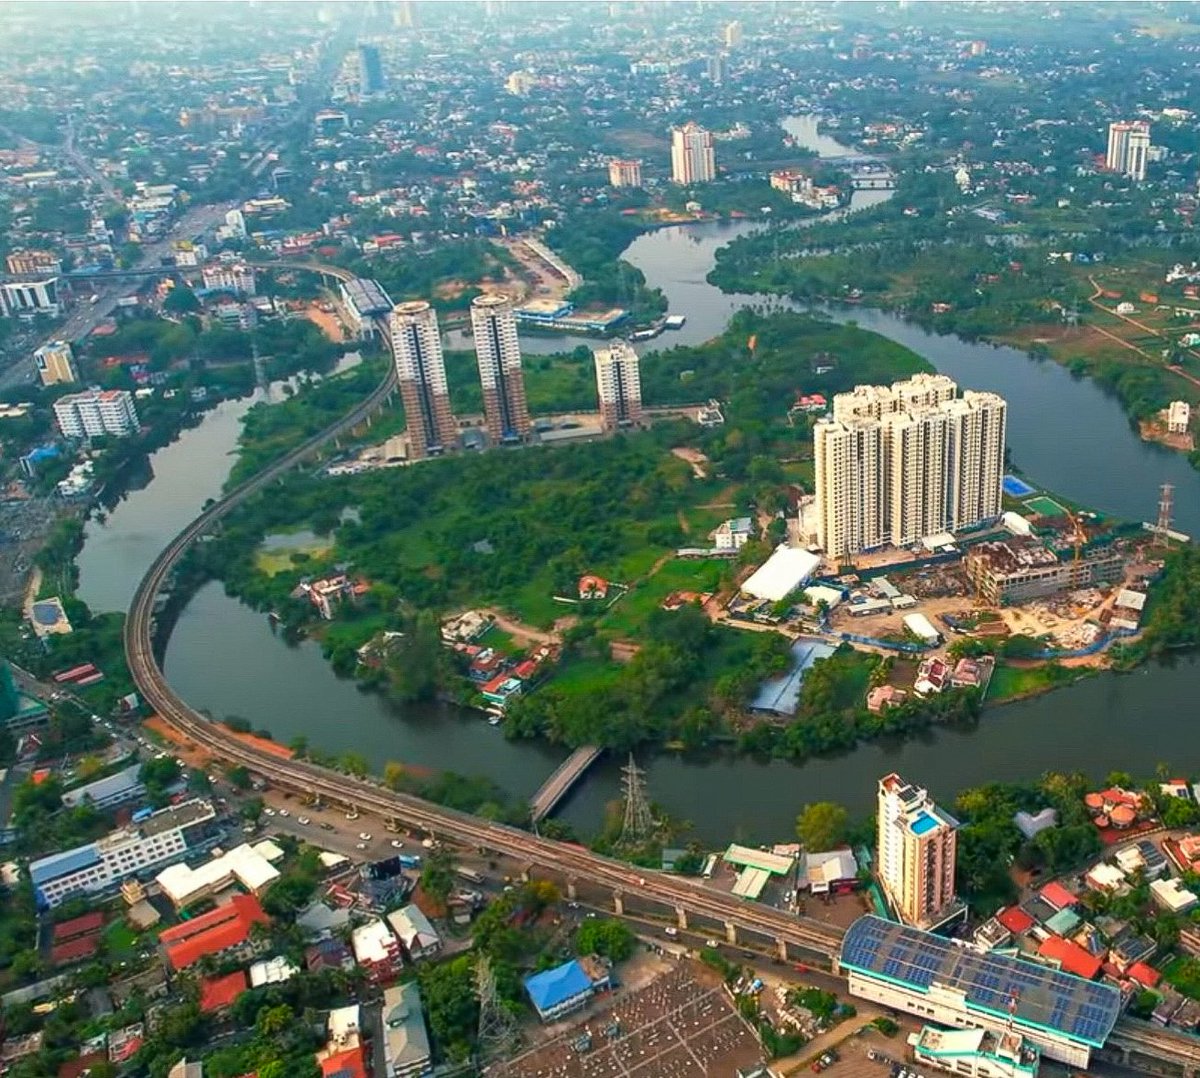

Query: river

[74,117,1200,842]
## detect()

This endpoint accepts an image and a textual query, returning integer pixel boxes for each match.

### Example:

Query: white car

[358,832,372,842]
[355,842,367,850]
[278,809,289,817]
[263,808,276,817]
[345,812,359,821]
[297,817,310,825]
[390,839,405,849]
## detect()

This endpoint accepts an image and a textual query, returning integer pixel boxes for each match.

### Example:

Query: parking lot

[496,965,763,1078]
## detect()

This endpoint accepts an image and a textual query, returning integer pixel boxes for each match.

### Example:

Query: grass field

[1024,495,1067,518]
[255,530,332,576]
[986,661,1077,703]
[599,558,729,637]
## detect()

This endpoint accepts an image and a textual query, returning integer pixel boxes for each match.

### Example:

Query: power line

[619,753,654,845]
[476,953,519,1063]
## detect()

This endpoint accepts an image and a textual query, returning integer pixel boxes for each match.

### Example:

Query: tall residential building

[53,390,140,439]
[1106,120,1150,182]
[723,19,743,48]
[877,773,960,929]
[670,121,716,184]
[594,340,643,430]
[706,52,728,85]
[34,340,77,386]
[358,43,384,95]
[816,376,1006,560]
[0,278,59,318]
[470,293,530,444]
[201,261,256,296]
[389,301,456,459]
[608,159,643,188]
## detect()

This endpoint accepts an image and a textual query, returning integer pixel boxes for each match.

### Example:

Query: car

[321,822,335,831]
[664,927,678,938]
[390,839,405,849]
[297,816,310,825]
[422,837,436,849]
[278,809,289,817]
[355,842,367,850]
[345,812,359,821]
[705,939,719,949]
[358,832,372,841]
[263,808,276,816]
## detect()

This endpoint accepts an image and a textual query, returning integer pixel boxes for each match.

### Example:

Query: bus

[456,867,485,885]
[701,854,718,879]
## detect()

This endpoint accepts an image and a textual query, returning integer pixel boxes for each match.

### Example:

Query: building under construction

[963,537,1124,606]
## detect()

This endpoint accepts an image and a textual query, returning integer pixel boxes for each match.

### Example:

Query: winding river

[76,119,1200,842]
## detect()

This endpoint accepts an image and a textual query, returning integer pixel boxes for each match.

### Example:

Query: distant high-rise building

[393,0,415,28]
[723,19,743,48]
[877,773,959,929]
[33,340,76,386]
[608,159,643,188]
[706,51,728,84]
[504,71,535,96]
[470,294,530,444]
[594,340,643,430]
[390,301,457,459]
[670,121,716,184]
[1106,120,1150,182]
[358,43,384,95]
[815,375,1005,560]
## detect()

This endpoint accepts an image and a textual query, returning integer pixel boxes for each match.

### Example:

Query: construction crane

[1063,506,1086,562]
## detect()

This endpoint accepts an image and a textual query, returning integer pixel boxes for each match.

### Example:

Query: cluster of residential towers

[389,294,644,460]
[814,374,1007,561]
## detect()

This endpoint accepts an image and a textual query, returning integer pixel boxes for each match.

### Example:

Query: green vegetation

[574,918,636,961]
[795,801,849,851]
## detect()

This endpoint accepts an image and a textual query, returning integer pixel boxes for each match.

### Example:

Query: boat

[664,314,686,329]
[487,713,503,726]
[629,325,663,341]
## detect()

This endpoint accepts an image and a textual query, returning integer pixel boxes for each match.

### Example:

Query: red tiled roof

[58,1051,107,1078]
[200,970,248,1012]
[51,935,100,966]
[995,906,1035,935]
[163,894,269,970]
[1039,881,1078,910]
[1038,936,1102,980]
[1129,961,1161,988]
[320,1046,368,1078]
[53,911,105,941]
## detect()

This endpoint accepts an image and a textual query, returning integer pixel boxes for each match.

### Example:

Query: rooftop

[840,915,1121,1048]
[525,960,594,1012]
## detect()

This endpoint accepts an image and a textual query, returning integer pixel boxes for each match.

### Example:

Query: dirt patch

[670,446,710,479]
[481,608,562,646]
[610,640,641,663]
[1139,416,1194,452]
[301,304,347,342]
[142,715,294,762]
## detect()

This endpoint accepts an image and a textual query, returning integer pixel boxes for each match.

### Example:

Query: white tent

[742,546,821,602]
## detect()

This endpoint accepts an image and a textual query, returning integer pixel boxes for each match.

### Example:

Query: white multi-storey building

[53,389,140,439]
[670,121,716,184]
[1106,120,1150,181]
[29,800,218,908]
[877,773,960,929]
[594,340,643,429]
[390,300,456,459]
[608,159,643,188]
[815,376,1005,560]
[201,261,257,296]
[470,293,530,444]
[0,278,60,318]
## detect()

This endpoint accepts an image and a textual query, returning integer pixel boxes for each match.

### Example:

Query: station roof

[840,915,1121,1048]
[724,843,795,876]
[524,959,592,1012]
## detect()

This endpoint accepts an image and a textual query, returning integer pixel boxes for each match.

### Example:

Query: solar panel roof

[840,915,1121,1047]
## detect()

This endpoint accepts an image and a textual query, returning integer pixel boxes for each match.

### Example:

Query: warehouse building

[838,916,1121,1068]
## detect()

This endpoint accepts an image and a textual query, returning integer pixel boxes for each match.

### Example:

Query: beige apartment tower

[816,376,1006,560]
[608,159,643,188]
[1106,120,1150,182]
[594,340,643,430]
[34,340,77,386]
[876,773,959,929]
[389,300,457,459]
[670,121,716,184]
[470,293,530,444]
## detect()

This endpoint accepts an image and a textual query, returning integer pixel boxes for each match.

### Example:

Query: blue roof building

[839,915,1121,1069]
[62,764,145,811]
[523,958,609,1022]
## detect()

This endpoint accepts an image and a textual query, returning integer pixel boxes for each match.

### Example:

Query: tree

[575,918,635,962]
[795,801,849,851]
[420,848,455,908]
[340,751,369,778]
[383,761,408,791]
[163,285,201,314]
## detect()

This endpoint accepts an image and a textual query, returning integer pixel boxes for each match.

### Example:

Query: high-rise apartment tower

[670,122,716,184]
[470,293,530,444]
[876,773,959,929]
[390,301,456,459]
[1106,120,1150,182]
[594,340,643,430]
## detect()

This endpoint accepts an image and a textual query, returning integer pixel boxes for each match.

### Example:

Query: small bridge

[530,745,603,822]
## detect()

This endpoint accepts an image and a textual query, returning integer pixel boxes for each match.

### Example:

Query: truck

[397,854,422,869]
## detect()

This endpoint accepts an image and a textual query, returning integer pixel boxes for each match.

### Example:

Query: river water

[74,118,1200,842]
